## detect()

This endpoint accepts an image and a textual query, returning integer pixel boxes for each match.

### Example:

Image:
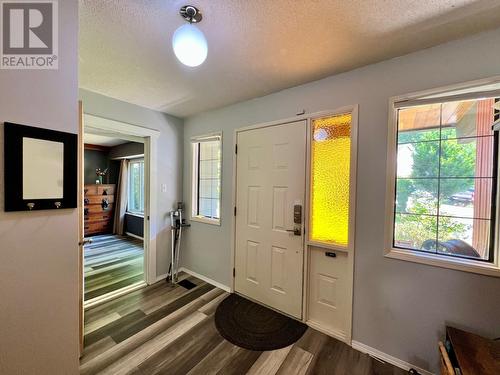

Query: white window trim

[190,132,222,226]
[384,77,500,278]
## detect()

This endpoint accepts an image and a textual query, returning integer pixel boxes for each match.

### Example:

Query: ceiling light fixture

[172,5,207,67]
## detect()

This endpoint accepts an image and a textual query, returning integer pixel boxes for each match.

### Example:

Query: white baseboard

[306,320,347,344]
[179,267,231,292]
[125,232,144,241]
[351,340,434,375]
[155,273,168,283]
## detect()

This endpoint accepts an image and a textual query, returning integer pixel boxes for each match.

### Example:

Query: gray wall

[182,28,500,373]
[79,89,184,278]
[0,1,80,373]
[84,149,120,185]
[109,141,144,159]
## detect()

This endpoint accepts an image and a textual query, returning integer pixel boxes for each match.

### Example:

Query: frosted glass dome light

[172,23,208,67]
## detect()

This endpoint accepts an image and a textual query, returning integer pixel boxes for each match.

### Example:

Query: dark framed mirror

[4,122,77,211]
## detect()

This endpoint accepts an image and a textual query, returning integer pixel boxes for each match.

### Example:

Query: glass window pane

[193,139,221,220]
[394,213,437,252]
[439,178,493,220]
[397,104,442,143]
[310,113,352,246]
[395,178,438,215]
[441,99,495,139]
[127,159,144,214]
[211,179,220,199]
[397,141,439,177]
[198,198,212,217]
[440,137,494,178]
[199,160,213,178]
[211,198,220,219]
[437,217,490,260]
[397,142,439,178]
[393,96,497,263]
[199,179,211,199]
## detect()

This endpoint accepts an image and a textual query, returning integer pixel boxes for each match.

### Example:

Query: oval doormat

[214,294,307,351]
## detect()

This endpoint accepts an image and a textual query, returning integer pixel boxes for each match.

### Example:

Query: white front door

[235,120,306,318]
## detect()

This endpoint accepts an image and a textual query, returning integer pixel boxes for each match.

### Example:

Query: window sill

[385,247,500,277]
[191,215,220,226]
[126,212,144,218]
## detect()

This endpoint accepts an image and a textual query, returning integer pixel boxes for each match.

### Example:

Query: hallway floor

[84,234,144,301]
[80,274,406,375]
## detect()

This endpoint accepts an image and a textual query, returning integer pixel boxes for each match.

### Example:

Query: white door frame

[230,106,358,343]
[83,113,160,287]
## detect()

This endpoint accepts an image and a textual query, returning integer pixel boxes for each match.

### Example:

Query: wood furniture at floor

[440,326,500,375]
[84,184,115,236]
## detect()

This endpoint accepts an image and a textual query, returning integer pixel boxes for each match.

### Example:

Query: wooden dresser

[84,184,115,236]
[440,326,500,375]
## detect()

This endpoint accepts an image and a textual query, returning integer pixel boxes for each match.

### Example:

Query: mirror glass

[22,137,64,199]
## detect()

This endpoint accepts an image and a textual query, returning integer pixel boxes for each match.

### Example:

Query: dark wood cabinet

[84,184,115,236]
[440,326,500,375]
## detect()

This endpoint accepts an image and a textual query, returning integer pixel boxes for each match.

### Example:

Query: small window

[386,85,500,275]
[191,134,222,224]
[128,158,144,215]
[310,112,353,247]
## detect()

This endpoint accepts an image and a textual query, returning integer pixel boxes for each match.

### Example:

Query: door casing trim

[230,106,358,344]
[81,113,160,299]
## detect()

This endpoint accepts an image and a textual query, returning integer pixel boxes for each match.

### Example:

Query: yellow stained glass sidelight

[310,113,352,246]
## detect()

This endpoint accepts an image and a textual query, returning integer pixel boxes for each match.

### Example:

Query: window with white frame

[191,134,222,223]
[128,158,144,215]
[386,84,500,272]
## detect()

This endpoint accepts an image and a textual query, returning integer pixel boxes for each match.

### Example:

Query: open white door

[77,101,84,356]
[234,120,307,319]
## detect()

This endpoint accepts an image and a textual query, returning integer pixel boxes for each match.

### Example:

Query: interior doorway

[78,109,160,353]
[82,135,146,303]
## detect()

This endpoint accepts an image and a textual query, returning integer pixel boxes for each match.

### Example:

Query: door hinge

[233,268,236,277]
[235,144,238,154]
[234,206,237,216]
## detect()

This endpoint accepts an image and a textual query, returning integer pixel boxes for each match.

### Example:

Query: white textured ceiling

[79,0,500,118]
[84,133,129,147]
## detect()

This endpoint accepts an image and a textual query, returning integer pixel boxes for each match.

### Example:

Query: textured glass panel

[310,113,351,246]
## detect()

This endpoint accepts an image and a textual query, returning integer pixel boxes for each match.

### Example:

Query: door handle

[79,238,93,246]
[286,228,301,236]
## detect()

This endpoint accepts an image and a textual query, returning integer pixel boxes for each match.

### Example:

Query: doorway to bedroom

[82,132,145,303]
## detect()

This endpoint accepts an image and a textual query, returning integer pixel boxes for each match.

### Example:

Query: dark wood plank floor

[85,234,144,301]
[80,275,407,375]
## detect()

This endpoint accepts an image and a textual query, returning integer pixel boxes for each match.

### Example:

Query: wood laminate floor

[81,275,407,375]
[84,234,144,301]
